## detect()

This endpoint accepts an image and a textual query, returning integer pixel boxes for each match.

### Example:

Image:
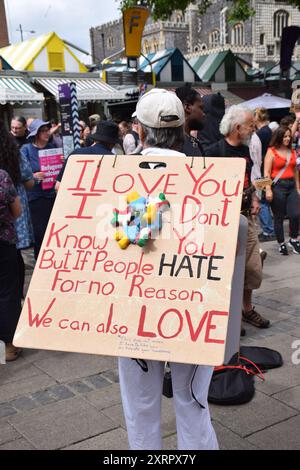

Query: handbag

[162,363,173,398]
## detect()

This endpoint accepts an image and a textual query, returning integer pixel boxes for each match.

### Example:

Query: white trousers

[118,358,219,450]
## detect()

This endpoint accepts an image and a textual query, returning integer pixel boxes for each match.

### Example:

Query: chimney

[0,0,9,48]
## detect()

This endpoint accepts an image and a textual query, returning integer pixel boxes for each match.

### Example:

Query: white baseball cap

[136,88,185,129]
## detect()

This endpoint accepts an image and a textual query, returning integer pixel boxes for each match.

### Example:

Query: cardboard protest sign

[39,148,63,190]
[14,155,245,366]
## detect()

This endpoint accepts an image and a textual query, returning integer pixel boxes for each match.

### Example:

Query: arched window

[153,37,159,53]
[194,46,199,52]
[209,29,220,47]
[107,36,114,49]
[175,14,183,23]
[231,23,244,46]
[273,10,289,38]
[144,40,151,55]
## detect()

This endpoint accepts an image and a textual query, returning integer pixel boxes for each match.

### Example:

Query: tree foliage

[118,0,300,22]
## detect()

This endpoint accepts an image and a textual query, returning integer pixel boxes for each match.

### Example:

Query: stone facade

[186,0,300,67]
[90,19,124,64]
[252,0,300,67]
[90,12,190,65]
[142,13,189,55]
[90,1,300,67]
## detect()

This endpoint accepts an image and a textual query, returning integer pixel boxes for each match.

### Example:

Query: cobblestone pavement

[1,227,300,450]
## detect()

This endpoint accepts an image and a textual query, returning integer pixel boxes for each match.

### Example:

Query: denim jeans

[259,197,275,235]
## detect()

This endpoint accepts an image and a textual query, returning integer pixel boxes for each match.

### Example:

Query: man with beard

[175,84,205,156]
[205,105,270,331]
[10,116,28,149]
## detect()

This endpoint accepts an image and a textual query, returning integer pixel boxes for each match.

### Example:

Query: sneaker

[279,243,288,255]
[258,233,277,242]
[242,307,271,329]
[288,239,300,254]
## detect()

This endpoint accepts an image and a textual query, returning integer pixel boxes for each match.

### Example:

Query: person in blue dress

[21,119,56,259]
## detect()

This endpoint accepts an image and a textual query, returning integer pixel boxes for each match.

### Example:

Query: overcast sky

[4,0,121,61]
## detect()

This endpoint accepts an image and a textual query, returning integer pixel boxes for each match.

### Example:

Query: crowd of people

[1,86,300,449]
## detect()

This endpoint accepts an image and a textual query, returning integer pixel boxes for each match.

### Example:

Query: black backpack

[163,346,283,405]
[208,347,283,406]
[207,354,262,405]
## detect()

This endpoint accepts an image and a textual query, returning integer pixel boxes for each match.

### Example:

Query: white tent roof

[243,93,291,110]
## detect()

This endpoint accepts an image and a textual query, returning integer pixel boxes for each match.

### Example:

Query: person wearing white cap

[122,111,141,154]
[118,88,219,451]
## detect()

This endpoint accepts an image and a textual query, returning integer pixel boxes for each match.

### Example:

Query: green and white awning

[0,76,44,104]
[33,77,127,102]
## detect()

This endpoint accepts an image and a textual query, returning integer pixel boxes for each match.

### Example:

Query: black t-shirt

[205,138,252,190]
[13,134,28,149]
[256,125,272,160]
[182,135,204,156]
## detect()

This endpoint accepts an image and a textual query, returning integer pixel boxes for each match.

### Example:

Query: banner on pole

[58,82,81,160]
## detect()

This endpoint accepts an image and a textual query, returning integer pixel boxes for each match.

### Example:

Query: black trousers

[0,242,21,343]
[17,250,25,299]
[29,197,55,260]
[271,179,300,243]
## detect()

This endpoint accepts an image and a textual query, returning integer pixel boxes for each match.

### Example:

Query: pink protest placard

[39,148,63,190]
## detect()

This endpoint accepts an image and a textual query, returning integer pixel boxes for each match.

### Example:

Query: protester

[122,113,141,154]
[118,89,219,451]
[0,121,34,299]
[197,93,225,152]
[280,115,295,131]
[21,119,56,259]
[252,108,276,242]
[79,120,91,147]
[89,114,101,134]
[10,116,28,148]
[205,105,270,329]
[0,169,22,361]
[264,126,300,255]
[118,120,131,140]
[55,120,120,190]
[49,118,63,148]
[175,84,205,156]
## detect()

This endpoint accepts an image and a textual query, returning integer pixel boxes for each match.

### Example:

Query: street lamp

[16,24,36,42]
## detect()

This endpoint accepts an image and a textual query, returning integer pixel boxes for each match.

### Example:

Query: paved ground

[1,226,300,450]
